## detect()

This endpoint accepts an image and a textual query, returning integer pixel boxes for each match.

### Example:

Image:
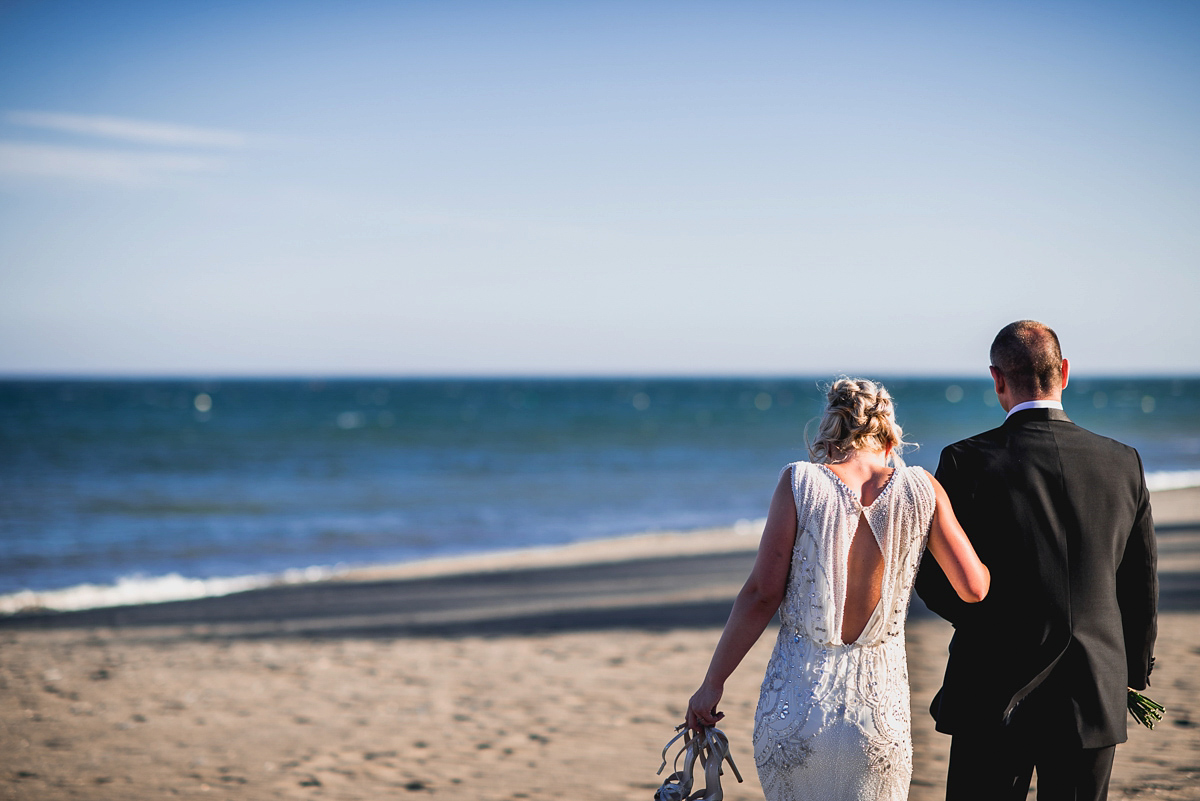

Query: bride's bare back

[822,459,894,643]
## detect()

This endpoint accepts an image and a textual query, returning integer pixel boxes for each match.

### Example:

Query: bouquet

[1127,689,1164,729]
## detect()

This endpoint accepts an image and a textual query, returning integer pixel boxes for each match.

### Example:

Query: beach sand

[2,488,1199,800]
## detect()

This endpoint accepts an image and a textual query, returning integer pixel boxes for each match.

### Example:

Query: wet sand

[2,488,1198,800]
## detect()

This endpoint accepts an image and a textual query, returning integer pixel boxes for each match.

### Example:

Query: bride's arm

[686,469,797,730]
[924,469,990,604]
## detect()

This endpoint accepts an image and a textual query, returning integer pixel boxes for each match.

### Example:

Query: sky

[0,0,1197,376]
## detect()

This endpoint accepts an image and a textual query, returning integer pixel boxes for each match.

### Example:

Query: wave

[0,565,342,616]
[0,519,763,615]
[1145,470,1200,492]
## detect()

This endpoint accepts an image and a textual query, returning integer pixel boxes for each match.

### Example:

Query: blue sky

[1,1,1197,375]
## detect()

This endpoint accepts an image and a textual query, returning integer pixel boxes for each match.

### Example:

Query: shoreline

[6,484,1200,618]
[0,519,768,618]
[5,485,1200,618]
[2,486,1197,641]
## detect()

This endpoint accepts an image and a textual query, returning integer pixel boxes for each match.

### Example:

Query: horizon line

[2,370,1198,382]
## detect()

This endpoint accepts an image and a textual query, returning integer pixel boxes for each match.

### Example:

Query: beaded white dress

[753,461,936,801]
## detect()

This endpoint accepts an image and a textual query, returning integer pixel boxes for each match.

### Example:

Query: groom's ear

[989,365,1006,396]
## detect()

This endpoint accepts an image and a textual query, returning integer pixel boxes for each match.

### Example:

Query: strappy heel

[688,726,743,801]
[653,724,743,801]
[654,724,703,801]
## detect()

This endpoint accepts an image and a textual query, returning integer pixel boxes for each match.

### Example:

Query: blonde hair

[808,378,912,465]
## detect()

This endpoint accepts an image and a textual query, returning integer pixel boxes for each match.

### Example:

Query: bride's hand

[686,682,725,730]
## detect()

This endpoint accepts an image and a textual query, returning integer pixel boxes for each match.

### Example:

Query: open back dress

[753,461,936,801]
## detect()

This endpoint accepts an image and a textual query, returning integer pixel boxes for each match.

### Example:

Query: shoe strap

[656,723,691,775]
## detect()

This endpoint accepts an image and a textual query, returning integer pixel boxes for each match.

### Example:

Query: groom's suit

[916,407,1157,796]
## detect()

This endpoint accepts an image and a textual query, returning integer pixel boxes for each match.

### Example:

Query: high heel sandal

[653,724,743,801]
[689,726,743,801]
[654,724,702,801]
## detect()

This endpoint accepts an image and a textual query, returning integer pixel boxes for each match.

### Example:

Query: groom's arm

[1118,451,1158,690]
[915,446,977,625]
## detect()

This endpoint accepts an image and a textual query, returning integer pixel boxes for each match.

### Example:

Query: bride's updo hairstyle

[808,378,912,465]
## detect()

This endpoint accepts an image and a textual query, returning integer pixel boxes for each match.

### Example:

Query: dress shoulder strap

[889,465,937,533]
[905,464,936,506]
[782,461,818,532]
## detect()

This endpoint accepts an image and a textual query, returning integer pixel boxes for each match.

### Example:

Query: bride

[685,378,990,801]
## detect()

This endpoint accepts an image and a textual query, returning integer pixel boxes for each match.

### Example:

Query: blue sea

[2,377,1198,612]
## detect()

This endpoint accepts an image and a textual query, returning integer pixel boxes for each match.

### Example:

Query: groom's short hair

[990,320,1063,398]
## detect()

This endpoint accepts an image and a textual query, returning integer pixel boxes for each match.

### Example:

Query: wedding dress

[753,461,936,801]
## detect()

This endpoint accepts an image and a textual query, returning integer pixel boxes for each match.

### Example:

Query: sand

[2,487,1199,800]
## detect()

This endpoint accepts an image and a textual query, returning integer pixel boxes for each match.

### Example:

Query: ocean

[2,377,1198,613]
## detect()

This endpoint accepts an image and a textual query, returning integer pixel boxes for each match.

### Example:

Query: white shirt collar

[1005,399,1064,419]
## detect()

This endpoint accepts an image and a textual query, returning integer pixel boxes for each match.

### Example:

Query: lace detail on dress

[753,462,935,801]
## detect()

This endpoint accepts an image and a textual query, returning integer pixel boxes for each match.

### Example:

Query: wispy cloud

[0,110,253,186]
[7,110,251,148]
[0,142,226,185]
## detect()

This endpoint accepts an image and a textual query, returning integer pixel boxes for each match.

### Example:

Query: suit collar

[1006,399,1063,418]
[1002,407,1072,427]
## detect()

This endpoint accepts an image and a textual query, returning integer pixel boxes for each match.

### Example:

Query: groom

[915,321,1158,800]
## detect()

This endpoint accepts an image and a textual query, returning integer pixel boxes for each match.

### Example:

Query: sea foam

[0,566,340,616]
[1145,470,1200,492]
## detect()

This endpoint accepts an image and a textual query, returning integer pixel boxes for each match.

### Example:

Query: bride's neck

[826,448,891,475]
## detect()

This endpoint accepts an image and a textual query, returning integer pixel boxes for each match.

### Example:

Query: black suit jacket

[915,408,1157,748]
